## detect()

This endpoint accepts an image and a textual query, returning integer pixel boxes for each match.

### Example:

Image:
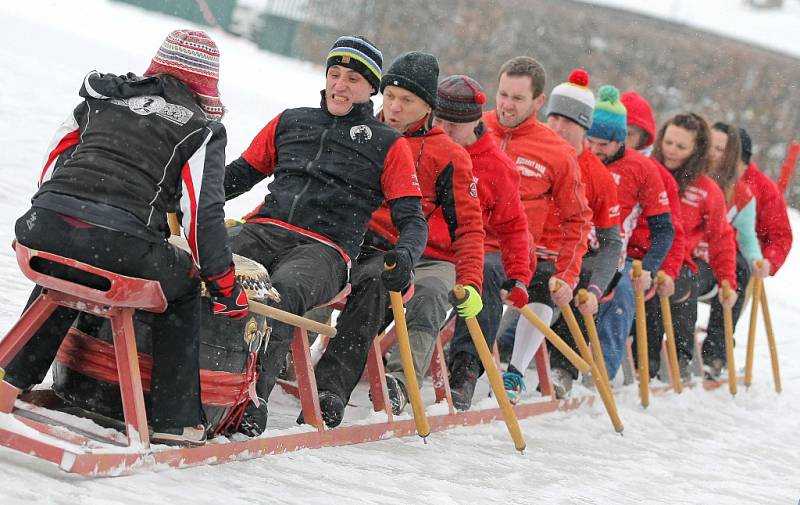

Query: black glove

[205,265,249,320]
[381,250,414,292]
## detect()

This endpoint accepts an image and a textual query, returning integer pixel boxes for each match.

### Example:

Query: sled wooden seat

[0,241,167,449]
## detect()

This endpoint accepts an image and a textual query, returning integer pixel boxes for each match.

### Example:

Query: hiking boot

[449,352,480,411]
[550,367,574,400]
[237,397,268,437]
[503,364,526,404]
[296,390,345,428]
[151,424,207,446]
[703,358,725,381]
[385,374,408,416]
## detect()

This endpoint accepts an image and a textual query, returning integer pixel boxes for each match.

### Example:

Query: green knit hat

[586,85,627,142]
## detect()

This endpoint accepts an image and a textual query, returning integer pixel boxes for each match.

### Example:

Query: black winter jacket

[32,71,232,278]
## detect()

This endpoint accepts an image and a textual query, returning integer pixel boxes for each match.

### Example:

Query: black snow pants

[5,207,203,429]
[229,222,347,403]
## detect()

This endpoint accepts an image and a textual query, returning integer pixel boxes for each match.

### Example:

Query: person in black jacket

[224,36,428,432]
[1,30,247,446]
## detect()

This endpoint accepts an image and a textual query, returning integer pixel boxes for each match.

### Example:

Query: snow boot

[385,374,408,416]
[503,364,526,404]
[703,358,725,381]
[296,390,345,428]
[152,424,207,446]
[237,397,268,437]
[449,352,481,411]
[550,367,573,399]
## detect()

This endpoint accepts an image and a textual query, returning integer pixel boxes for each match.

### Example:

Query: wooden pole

[745,274,763,387]
[721,280,737,396]
[248,299,336,337]
[656,272,682,393]
[760,285,782,393]
[516,306,590,374]
[559,295,623,433]
[632,260,649,407]
[384,263,430,440]
[167,213,181,236]
[577,289,610,387]
[453,286,526,452]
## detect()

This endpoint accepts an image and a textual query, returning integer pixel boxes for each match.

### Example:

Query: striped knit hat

[586,85,627,142]
[435,75,486,123]
[327,36,383,95]
[144,30,223,121]
[547,68,595,129]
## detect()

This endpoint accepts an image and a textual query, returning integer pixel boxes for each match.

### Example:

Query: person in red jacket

[621,90,687,379]
[429,75,532,411]
[506,69,623,400]
[482,56,592,399]
[312,52,485,424]
[652,113,738,379]
[585,85,675,386]
[740,128,793,276]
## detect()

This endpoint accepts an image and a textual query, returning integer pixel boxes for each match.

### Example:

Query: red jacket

[469,128,532,285]
[483,110,591,288]
[627,159,686,279]
[743,162,793,274]
[679,175,738,288]
[541,147,619,253]
[368,124,485,291]
[606,148,670,255]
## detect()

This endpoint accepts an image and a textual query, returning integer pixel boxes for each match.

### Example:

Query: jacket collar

[486,108,540,136]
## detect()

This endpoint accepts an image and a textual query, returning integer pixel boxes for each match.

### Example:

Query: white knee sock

[510,303,554,373]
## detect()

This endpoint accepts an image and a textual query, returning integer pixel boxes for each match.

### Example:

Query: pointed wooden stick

[745,273,763,387]
[562,291,623,433]
[516,306,590,374]
[385,263,430,440]
[656,272,682,393]
[759,285,782,394]
[453,286,526,452]
[721,280,737,396]
[632,260,649,407]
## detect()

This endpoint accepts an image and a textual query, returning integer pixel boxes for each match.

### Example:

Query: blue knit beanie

[586,85,627,142]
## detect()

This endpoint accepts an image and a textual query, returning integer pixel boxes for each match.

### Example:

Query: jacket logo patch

[469,176,479,198]
[515,157,546,178]
[350,125,372,143]
[111,96,194,126]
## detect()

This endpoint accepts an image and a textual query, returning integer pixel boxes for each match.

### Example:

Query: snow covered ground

[581,0,800,59]
[0,1,798,503]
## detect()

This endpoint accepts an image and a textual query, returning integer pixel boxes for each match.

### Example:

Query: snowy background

[0,1,798,503]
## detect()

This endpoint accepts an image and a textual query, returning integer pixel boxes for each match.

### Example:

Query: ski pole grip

[632,260,643,279]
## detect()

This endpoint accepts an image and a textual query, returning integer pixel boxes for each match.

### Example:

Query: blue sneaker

[503,365,526,404]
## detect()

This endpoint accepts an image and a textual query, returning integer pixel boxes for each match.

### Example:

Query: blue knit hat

[586,85,627,142]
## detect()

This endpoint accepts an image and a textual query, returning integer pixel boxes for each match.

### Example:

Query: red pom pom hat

[435,74,486,123]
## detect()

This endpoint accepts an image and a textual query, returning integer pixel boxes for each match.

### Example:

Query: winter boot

[385,374,408,416]
[550,367,574,399]
[503,364,526,404]
[296,390,346,428]
[237,397,268,437]
[703,358,725,381]
[449,352,481,411]
[152,424,207,446]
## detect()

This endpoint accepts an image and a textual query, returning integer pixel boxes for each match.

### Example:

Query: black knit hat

[326,35,383,95]
[739,127,753,164]
[435,75,486,123]
[380,51,439,108]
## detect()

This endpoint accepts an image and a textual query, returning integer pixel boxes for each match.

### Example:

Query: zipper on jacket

[501,132,512,152]
[287,123,332,223]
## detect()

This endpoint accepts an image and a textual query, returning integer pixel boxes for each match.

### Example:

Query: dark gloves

[500,279,529,308]
[381,250,414,292]
[205,264,249,320]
